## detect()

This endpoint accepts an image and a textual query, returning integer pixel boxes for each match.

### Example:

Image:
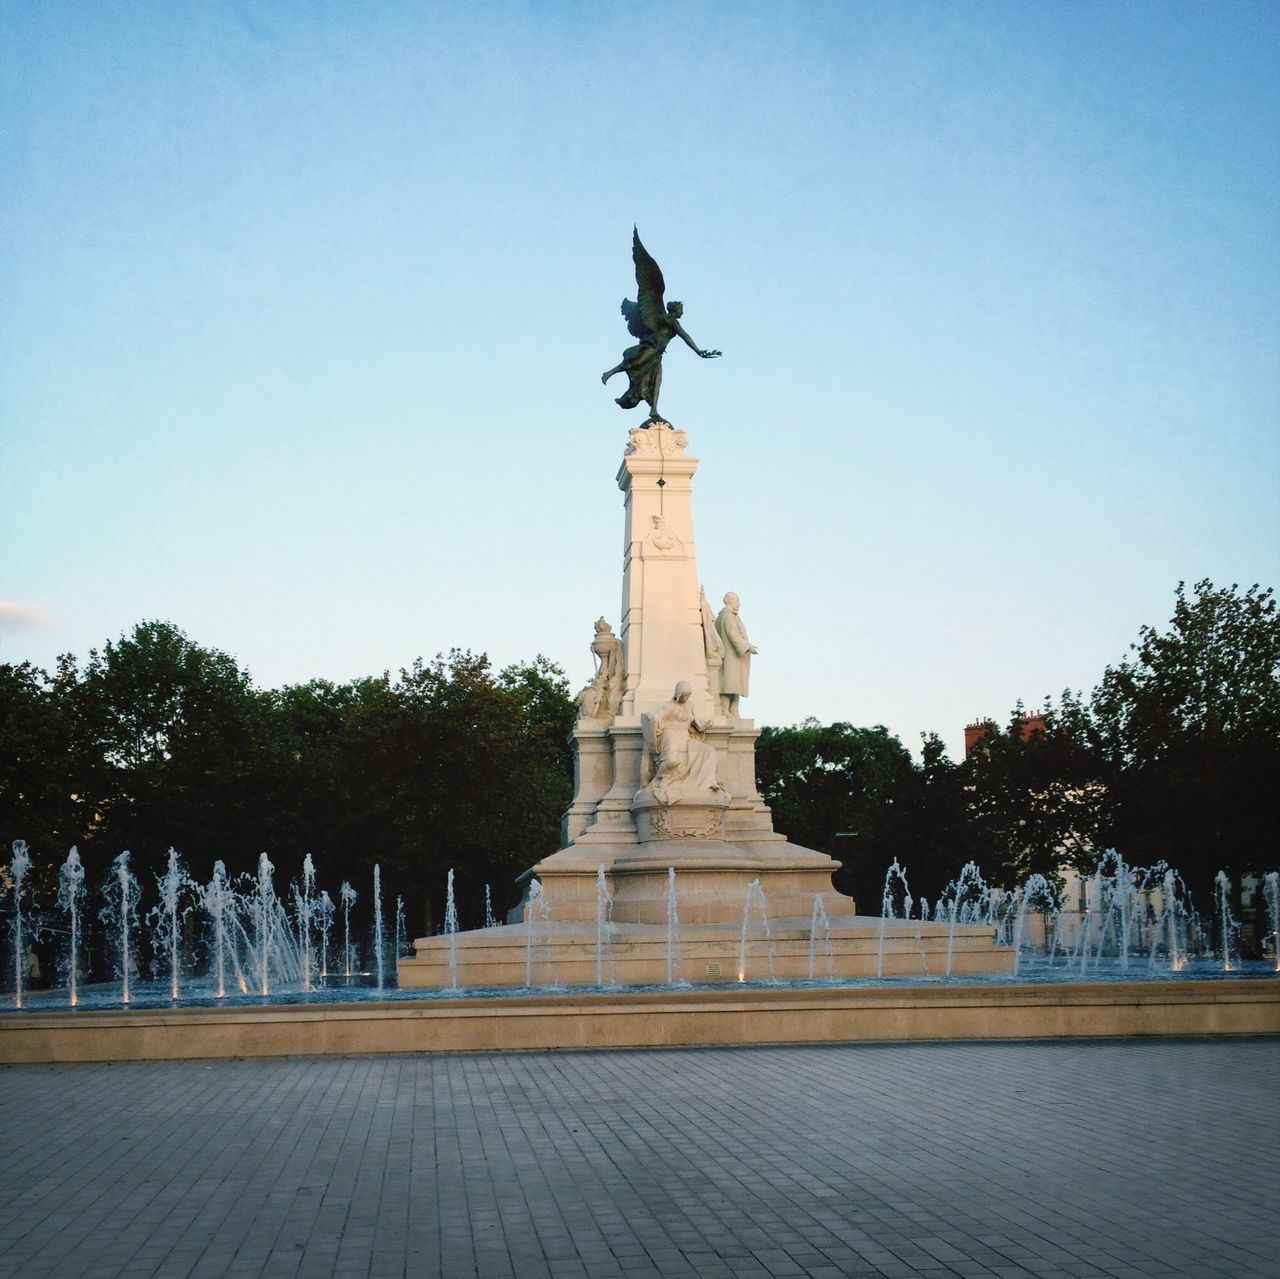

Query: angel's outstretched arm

[672,319,722,359]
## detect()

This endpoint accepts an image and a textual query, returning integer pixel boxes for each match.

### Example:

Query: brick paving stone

[0,1037,1276,1277]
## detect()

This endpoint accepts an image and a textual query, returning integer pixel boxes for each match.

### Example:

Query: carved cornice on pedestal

[625,424,689,457]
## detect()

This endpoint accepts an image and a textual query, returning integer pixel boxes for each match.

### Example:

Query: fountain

[914,895,932,975]
[395,896,407,982]
[1148,867,1194,972]
[340,881,357,979]
[524,879,550,988]
[251,853,277,996]
[1,837,1277,1071]
[443,869,459,990]
[737,878,775,984]
[1009,874,1059,977]
[5,838,1277,1012]
[595,865,616,987]
[147,847,192,1000]
[317,890,335,980]
[201,860,240,998]
[940,862,989,978]
[665,867,682,985]
[56,847,85,1007]
[100,851,141,1004]
[877,859,913,978]
[9,841,32,1009]
[484,885,496,929]
[293,855,317,993]
[372,865,385,992]
[1265,872,1280,972]
[808,893,832,980]
[1214,871,1240,972]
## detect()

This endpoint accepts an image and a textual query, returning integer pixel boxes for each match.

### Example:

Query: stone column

[616,426,715,722]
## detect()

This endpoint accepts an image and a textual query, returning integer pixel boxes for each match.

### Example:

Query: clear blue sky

[3,0,1277,760]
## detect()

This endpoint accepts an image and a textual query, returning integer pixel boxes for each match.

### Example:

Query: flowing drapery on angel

[601,229,721,422]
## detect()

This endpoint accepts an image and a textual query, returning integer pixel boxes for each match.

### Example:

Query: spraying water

[9,841,32,1008]
[317,890,334,980]
[1264,872,1280,973]
[665,868,682,985]
[395,896,407,983]
[738,878,775,983]
[877,859,913,978]
[940,862,988,977]
[201,861,237,998]
[340,881,357,979]
[148,847,191,1000]
[1011,875,1059,977]
[252,854,277,996]
[294,855,317,993]
[372,865,385,992]
[484,885,496,929]
[1148,867,1195,973]
[101,851,141,1004]
[595,865,615,987]
[443,869,459,990]
[524,879,550,987]
[57,847,85,1007]
[808,893,832,980]
[1214,871,1240,972]
[913,895,931,975]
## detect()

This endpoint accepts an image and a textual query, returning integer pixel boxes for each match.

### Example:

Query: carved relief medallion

[649,807,725,840]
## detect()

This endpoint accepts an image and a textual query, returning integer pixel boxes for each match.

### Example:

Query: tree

[73,621,267,882]
[1081,580,1280,903]
[0,657,88,885]
[909,731,984,901]
[262,651,574,935]
[960,705,1105,889]
[756,720,921,910]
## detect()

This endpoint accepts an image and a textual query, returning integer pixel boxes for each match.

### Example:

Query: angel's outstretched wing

[620,297,649,339]
[632,228,667,333]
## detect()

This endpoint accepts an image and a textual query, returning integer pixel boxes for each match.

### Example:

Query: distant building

[964,713,1046,757]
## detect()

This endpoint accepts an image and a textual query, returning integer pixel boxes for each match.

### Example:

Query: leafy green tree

[0,656,88,888]
[960,705,1105,889]
[756,719,921,910]
[256,652,574,935]
[908,731,984,901]
[73,621,268,883]
[389,651,573,931]
[1081,580,1280,903]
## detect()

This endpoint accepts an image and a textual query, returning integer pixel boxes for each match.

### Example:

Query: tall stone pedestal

[401,422,1012,990]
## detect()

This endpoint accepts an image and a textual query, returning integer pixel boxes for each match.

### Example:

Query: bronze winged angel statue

[602,228,721,423]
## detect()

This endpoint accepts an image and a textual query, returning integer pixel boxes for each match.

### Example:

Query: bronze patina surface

[602,228,721,423]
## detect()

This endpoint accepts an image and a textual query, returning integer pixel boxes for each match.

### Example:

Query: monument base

[526,838,847,925]
[399,914,1013,990]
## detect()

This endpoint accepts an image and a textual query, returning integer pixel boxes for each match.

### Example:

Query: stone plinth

[400,915,1014,990]
[526,839,843,926]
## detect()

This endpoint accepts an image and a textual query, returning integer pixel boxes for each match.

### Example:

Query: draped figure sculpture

[645,681,726,806]
[601,229,721,423]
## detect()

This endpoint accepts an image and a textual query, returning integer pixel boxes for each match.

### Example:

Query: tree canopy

[3,579,1276,941]
[0,622,575,933]
[1071,580,1280,898]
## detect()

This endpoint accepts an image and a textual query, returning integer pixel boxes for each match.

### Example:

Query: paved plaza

[0,1038,1276,1278]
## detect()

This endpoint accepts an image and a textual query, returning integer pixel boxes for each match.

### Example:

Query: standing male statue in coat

[714,591,758,718]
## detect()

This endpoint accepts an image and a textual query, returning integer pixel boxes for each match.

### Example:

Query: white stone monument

[400,422,1012,988]
[529,423,846,927]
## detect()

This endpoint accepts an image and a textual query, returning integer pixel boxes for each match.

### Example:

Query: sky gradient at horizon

[3,1,1277,760]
